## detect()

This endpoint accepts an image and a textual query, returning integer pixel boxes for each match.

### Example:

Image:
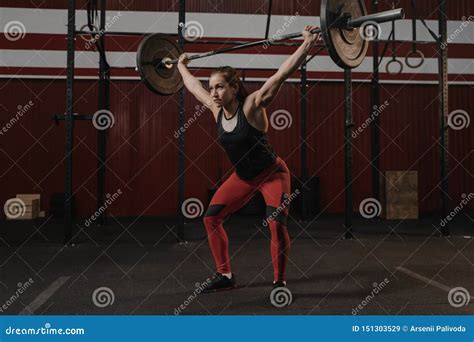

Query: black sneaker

[273,281,287,289]
[202,273,236,293]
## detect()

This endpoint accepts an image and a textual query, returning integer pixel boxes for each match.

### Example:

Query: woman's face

[209,73,237,108]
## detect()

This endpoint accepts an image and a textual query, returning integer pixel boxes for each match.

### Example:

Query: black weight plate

[136,34,184,95]
[321,0,369,69]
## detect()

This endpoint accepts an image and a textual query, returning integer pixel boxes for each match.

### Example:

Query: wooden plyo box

[6,194,40,220]
[16,194,41,203]
[380,171,418,219]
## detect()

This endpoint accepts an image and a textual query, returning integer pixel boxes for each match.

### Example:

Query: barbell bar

[159,8,404,68]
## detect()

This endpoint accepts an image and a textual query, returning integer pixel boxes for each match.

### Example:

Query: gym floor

[1,214,472,315]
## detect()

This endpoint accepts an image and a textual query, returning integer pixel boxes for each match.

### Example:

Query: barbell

[136,0,405,96]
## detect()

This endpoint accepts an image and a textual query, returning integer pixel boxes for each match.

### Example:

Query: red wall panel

[2,0,471,19]
[0,78,472,218]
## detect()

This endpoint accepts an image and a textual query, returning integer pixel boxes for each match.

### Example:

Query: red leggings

[203,157,291,282]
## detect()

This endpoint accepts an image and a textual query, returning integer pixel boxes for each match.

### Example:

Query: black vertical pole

[64,0,76,243]
[438,0,449,236]
[344,69,353,239]
[177,0,186,242]
[96,0,109,225]
[300,62,308,220]
[371,0,381,202]
[264,0,273,39]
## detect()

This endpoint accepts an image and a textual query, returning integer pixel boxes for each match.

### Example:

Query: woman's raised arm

[251,25,320,108]
[177,54,219,120]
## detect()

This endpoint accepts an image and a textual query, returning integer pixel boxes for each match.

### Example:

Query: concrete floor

[0,214,473,315]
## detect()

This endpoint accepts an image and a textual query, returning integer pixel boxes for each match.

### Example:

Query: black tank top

[217,103,276,180]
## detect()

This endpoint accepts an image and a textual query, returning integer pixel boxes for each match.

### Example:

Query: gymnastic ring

[405,49,425,69]
[385,58,403,75]
[78,24,99,43]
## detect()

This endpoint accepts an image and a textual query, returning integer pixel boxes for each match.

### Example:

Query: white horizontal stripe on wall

[1,50,473,75]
